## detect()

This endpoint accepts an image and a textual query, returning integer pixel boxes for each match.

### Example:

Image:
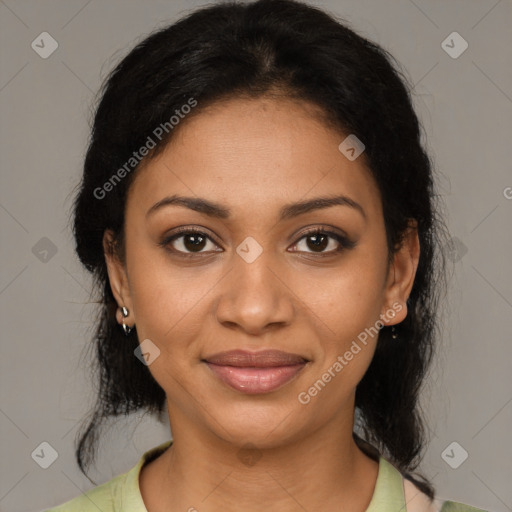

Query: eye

[290,227,355,255]
[159,227,221,256]
[159,226,356,258]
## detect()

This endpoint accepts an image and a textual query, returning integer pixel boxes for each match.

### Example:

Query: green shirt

[45,440,487,511]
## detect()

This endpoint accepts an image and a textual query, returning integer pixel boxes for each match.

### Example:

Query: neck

[140,402,380,512]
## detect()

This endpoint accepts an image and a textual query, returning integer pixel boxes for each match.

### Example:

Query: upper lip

[203,349,308,368]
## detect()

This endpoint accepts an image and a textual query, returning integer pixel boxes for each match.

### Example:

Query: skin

[104,96,420,512]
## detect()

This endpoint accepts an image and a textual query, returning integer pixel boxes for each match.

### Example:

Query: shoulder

[44,440,173,512]
[439,501,488,512]
[43,471,126,511]
[403,477,488,512]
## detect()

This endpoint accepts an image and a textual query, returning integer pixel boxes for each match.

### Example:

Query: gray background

[0,0,511,511]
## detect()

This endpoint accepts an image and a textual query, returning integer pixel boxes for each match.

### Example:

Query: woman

[46,0,488,510]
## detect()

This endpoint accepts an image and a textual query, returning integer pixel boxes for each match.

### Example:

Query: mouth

[202,349,309,394]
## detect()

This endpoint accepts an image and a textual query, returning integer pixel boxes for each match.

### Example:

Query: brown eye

[181,233,208,252]
[304,233,330,252]
[291,228,356,255]
[160,229,220,255]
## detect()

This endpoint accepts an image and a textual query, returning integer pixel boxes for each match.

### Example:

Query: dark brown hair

[72,0,447,499]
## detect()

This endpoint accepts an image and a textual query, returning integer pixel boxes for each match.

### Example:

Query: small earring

[391,325,398,340]
[120,306,133,335]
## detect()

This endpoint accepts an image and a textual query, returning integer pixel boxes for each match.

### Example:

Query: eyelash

[159,226,356,259]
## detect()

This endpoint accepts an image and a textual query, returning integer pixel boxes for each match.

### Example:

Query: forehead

[127,96,381,222]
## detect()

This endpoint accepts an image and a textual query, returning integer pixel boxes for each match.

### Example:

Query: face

[105,96,419,449]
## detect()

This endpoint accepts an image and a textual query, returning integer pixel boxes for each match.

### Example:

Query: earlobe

[103,229,134,324]
[381,221,420,326]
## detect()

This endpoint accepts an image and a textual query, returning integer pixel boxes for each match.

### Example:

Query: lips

[204,349,307,367]
[203,350,308,394]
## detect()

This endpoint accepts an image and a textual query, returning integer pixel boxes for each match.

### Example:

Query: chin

[208,399,306,448]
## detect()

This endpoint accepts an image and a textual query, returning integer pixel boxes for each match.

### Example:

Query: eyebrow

[146,194,366,221]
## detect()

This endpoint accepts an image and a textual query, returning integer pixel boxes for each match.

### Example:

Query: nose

[214,246,295,336]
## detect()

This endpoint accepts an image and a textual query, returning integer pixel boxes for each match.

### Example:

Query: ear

[380,220,420,326]
[103,229,135,326]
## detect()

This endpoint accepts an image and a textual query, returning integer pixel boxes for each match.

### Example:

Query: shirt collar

[366,455,407,511]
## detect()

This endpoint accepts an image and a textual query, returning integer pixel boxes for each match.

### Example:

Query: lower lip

[205,363,306,394]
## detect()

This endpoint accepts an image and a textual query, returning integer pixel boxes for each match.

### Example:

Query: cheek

[300,254,386,334]
[125,251,213,398]
[126,241,212,354]
[295,250,386,385]
[297,276,382,411]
